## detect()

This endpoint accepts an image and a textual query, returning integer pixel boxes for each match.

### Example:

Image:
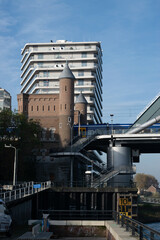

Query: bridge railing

[0,181,51,203]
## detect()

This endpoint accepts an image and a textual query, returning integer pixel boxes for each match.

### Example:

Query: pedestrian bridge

[0,181,51,203]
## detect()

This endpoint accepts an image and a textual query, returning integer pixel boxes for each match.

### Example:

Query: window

[82,52,87,58]
[91,71,95,76]
[54,105,55,111]
[65,86,67,91]
[56,54,62,59]
[38,63,43,67]
[48,105,50,111]
[85,44,91,49]
[38,54,43,59]
[43,80,49,86]
[42,105,44,111]
[43,71,49,77]
[65,104,67,110]
[31,106,33,111]
[82,61,87,67]
[50,128,55,140]
[78,80,84,85]
[37,106,39,111]
[78,71,84,76]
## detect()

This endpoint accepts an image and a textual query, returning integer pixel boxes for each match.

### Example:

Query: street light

[67,122,74,187]
[74,110,81,137]
[110,114,114,135]
[67,122,73,152]
[4,144,18,186]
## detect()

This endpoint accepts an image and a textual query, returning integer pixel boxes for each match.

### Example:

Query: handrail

[0,181,51,203]
[36,209,160,239]
[71,133,98,152]
[92,166,136,188]
[113,211,160,240]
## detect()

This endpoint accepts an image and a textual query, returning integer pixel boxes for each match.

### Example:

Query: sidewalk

[105,221,138,240]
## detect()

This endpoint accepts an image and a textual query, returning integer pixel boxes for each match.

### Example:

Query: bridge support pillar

[107,146,132,187]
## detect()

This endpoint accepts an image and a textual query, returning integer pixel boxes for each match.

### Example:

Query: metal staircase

[92,169,120,188]
[92,166,136,188]
[65,133,98,153]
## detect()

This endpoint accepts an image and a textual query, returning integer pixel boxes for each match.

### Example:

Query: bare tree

[134,173,159,193]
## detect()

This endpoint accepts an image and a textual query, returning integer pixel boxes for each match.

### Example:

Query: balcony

[21,50,99,69]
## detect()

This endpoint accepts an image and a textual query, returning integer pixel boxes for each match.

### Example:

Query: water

[145,222,160,240]
[147,222,160,233]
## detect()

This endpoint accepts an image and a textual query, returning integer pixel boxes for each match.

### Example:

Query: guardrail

[50,180,136,188]
[140,196,160,204]
[0,181,51,203]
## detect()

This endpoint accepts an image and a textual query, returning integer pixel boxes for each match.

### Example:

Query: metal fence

[113,211,160,240]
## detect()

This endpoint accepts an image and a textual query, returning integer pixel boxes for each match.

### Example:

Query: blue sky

[0,0,160,181]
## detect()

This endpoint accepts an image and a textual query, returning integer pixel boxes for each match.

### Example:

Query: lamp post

[110,114,114,134]
[74,110,81,137]
[68,122,73,187]
[110,114,114,170]
[91,160,93,187]
[67,122,73,152]
[78,111,81,137]
[4,144,18,186]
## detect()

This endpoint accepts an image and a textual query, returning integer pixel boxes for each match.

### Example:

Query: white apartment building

[20,40,103,124]
[0,88,11,112]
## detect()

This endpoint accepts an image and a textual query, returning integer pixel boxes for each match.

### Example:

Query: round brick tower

[75,91,87,125]
[59,62,75,149]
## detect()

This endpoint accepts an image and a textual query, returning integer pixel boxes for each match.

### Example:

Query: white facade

[20,40,103,123]
[0,88,11,112]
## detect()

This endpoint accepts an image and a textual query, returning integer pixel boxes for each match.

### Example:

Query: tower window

[65,86,67,91]
[37,106,39,111]
[31,106,33,111]
[48,105,50,111]
[42,105,44,111]
[65,104,67,110]
[54,105,55,111]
